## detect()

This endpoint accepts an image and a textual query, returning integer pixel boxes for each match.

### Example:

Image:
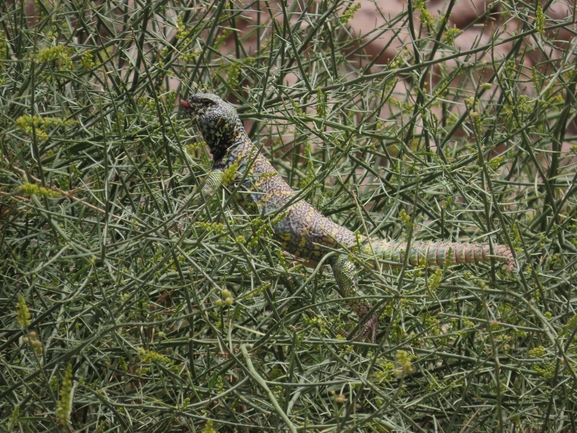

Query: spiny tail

[363,240,515,272]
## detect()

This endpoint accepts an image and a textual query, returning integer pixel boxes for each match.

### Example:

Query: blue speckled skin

[181,93,515,342]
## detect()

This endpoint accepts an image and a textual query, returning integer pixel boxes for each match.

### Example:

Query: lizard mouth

[181,99,198,121]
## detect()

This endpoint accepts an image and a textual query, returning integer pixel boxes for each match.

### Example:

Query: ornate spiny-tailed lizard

[181,93,515,342]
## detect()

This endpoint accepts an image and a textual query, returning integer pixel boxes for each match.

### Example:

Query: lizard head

[181,93,245,161]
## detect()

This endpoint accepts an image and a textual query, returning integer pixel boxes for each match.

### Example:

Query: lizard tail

[365,240,516,272]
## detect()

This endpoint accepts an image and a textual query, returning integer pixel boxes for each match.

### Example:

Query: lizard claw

[360,313,379,343]
[345,313,378,343]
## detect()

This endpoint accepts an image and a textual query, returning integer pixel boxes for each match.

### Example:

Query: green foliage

[535,3,545,34]
[1,0,576,432]
[442,24,462,45]
[339,2,361,24]
[16,296,31,328]
[16,114,77,141]
[19,182,60,198]
[56,364,74,426]
[221,160,238,186]
[35,45,73,69]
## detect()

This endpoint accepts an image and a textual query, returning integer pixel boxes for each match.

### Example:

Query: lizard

[180,93,515,343]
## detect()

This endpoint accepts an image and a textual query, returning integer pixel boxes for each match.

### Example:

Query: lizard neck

[202,119,247,162]
[213,134,254,169]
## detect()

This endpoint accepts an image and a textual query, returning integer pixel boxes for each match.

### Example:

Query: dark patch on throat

[210,143,228,162]
[209,119,245,163]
